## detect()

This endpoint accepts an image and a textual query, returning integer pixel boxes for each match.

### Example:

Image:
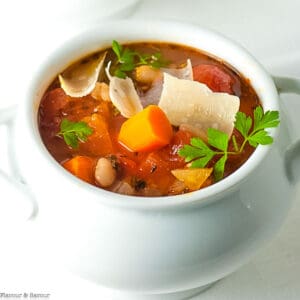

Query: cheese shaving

[158,73,240,136]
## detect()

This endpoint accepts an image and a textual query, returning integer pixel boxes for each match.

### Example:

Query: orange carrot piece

[118,105,173,152]
[62,156,95,184]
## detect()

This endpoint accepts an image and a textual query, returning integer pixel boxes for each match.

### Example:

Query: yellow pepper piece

[171,168,213,190]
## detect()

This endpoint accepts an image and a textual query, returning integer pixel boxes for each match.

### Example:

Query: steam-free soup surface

[38,42,260,196]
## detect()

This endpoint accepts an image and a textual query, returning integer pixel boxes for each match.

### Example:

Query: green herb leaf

[178,106,280,184]
[253,105,263,131]
[248,130,273,147]
[112,40,122,60]
[119,62,136,72]
[111,40,168,78]
[178,127,230,180]
[179,128,230,181]
[234,111,252,139]
[232,135,238,152]
[58,118,93,149]
[253,107,280,132]
[190,154,215,168]
[207,128,229,151]
[179,136,215,168]
[114,69,127,79]
[235,106,280,152]
[121,48,136,64]
[63,131,79,148]
[178,144,205,162]
[214,154,228,181]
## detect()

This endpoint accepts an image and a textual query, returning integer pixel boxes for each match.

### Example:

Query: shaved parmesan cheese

[162,59,193,80]
[141,59,194,107]
[158,73,240,136]
[59,52,106,97]
[179,123,208,142]
[105,62,143,118]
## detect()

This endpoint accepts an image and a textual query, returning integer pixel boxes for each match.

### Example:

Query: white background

[0,0,300,299]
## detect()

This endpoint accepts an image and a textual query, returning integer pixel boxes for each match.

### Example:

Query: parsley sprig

[57,118,93,149]
[111,40,168,78]
[178,106,280,181]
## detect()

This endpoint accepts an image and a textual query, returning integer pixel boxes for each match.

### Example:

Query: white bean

[95,157,116,187]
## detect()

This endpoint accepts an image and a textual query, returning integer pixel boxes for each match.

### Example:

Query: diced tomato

[138,152,167,176]
[38,88,71,161]
[62,96,104,122]
[38,88,69,127]
[169,130,193,154]
[157,130,193,169]
[95,100,112,122]
[110,114,128,151]
[117,155,138,176]
[138,152,175,194]
[136,129,194,193]
[193,64,238,94]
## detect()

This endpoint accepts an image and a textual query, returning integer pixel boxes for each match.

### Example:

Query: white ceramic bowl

[2,20,300,299]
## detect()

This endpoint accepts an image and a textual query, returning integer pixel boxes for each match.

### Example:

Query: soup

[38,41,278,196]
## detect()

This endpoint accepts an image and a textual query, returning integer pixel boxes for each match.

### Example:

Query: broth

[38,42,260,196]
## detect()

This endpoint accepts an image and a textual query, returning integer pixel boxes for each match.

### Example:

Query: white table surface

[0,1,300,299]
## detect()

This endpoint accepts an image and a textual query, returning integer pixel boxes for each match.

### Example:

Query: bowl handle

[273,76,300,184]
[0,106,38,222]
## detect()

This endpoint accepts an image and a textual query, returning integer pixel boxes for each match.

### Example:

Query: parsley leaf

[207,128,228,151]
[178,106,280,182]
[112,40,122,60]
[178,128,229,180]
[57,118,93,149]
[111,40,168,78]
[182,137,215,168]
[235,106,280,150]
[234,111,252,139]
[253,107,280,132]
[214,154,227,181]
[248,130,273,147]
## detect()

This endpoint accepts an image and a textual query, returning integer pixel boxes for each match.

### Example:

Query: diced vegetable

[168,180,187,195]
[62,156,95,184]
[111,181,135,195]
[80,113,113,156]
[171,168,213,190]
[192,64,235,94]
[39,88,69,125]
[138,152,175,194]
[94,100,112,122]
[117,155,138,175]
[118,105,173,152]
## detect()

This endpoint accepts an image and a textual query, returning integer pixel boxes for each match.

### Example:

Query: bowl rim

[23,19,280,209]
